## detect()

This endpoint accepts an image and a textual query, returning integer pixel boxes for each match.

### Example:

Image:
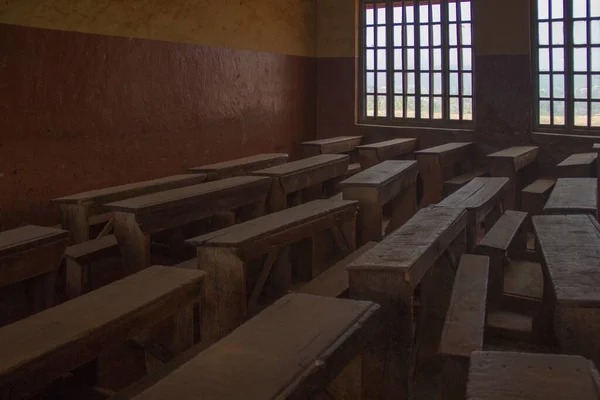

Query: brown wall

[0,1,317,228]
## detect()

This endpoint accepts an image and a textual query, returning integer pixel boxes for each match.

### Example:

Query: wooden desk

[356,138,418,168]
[254,154,349,211]
[52,174,207,244]
[415,142,473,206]
[437,177,509,251]
[467,351,600,400]
[0,266,204,399]
[487,146,539,210]
[104,176,271,274]
[533,214,600,365]
[347,206,467,398]
[0,225,69,325]
[131,294,380,400]
[557,152,597,177]
[340,160,418,244]
[301,136,363,157]
[544,178,596,215]
[186,199,358,341]
[188,153,289,181]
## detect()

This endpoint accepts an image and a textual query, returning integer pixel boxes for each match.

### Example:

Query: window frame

[358,0,476,128]
[531,0,600,134]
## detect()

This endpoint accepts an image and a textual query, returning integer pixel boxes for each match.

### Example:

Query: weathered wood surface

[521,179,556,214]
[443,167,488,196]
[341,160,418,244]
[299,241,377,298]
[0,225,68,260]
[0,266,205,400]
[478,210,527,252]
[132,294,380,400]
[486,146,539,171]
[557,152,597,178]
[544,178,596,214]
[467,351,600,400]
[301,136,363,156]
[188,153,289,180]
[415,142,473,206]
[356,138,418,168]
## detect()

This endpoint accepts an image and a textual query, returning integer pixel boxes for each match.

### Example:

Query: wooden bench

[0,266,205,399]
[340,160,418,245]
[487,146,539,210]
[437,177,509,251]
[533,214,600,365]
[474,210,527,304]
[0,225,69,325]
[443,167,489,196]
[521,179,556,215]
[595,143,600,221]
[129,293,379,400]
[104,176,271,274]
[63,234,121,299]
[52,174,207,244]
[415,142,474,206]
[188,153,289,181]
[186,198,358,341]
[356,138,418,168]
[467,351,600,399]
[253,154,349,211]
[347,206,467,398]
[439,254,490,400]
[301,136,363,157]
[544,177,596,215]
[557,152,597,177]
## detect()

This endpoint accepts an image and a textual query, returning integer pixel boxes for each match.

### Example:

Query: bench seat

[557,152,597,177]
[188,153,289,180]
[131,293,380,400]
[357,138,418,168]
[302,136,363,157]
[443,167,489,196]
[521,178,556,214]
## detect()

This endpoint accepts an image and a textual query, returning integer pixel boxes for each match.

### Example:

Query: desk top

[189,154,288,179]
[544,178,596,214]
[414,142,472,155]
[340,160,417,188]
[0,225,69,258]
[438,177,509,210]
[254,154,348,177]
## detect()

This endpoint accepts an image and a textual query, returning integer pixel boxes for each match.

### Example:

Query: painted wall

[0,1,317,228]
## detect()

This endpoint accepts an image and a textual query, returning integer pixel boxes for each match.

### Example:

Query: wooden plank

[438,177,509,210]
[132,294,380,400]
[188,153,289,180]
[357,138,418,168]
[0,225,69,258]
[301,136,363,156]
[414,142,472,156]
[443,167,489,196]
[347,206,467,286]
[533,214,600,307]
[0,266,205,399]
[52,174,207,205]
[339,160,417,189]
[478,210,527,252]
[557,153,597,177]
[544,178,596,214]
[299,242,377,298]
[521,179,556,214]
[467,351,600,400]
[64,234,119,264]
[486,146,539,171]
[440,254,489,358]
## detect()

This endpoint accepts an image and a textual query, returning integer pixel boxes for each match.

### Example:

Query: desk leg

[113,213,150,275]
[386,183,417,235]
[532,254,556,344]
[343,188,382,246]
[555,307,600,367]
[267,180,288,212]
[490,163,517,210]
[60,204,90,244]
[417,155,443,207]
[197,247,246,343]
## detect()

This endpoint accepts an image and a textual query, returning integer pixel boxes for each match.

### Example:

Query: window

[360,0,474,126]
[534,0,600,131]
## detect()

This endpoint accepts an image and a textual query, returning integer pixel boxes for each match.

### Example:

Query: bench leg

[441,357,469,400]
[197,247,247,343]
[386,183,417,235]
[268,180,288,212]
[269,245,292,298]
[60,204,90,244]
[357,201,383,246]
[113,213,150,275]
[417,155,443,207]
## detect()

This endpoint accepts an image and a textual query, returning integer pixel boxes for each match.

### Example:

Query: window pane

[574,47,587,71]
[366,95,375,117]
[407,96,416,118]
[592,0,600,17]
[394,72,403,93]
[421,97,430,119]
[449,24,458,45]
[377,72,387,93]
[461,2,472,21]
[540,100,551,124]
[434,73,442,94]
[378,49,387,70]
[407,49,415,69]
[393,6,403,23]
[574,74,588,99]
[408,72,416,94]
[420,25,429,46]
[450,48,459,70]
[395,96,404,117]
[421,72,430,94]
[450,98,460,119]
[394,26,403,46]
[420,4,429,23]
[406,5,414,23]
[553,47,565,71]
[433,97,443,119]
[421,49,430,69]
[463,98,473,120]
[574,21,587,44]
[367,27,374,47]
[377,95,387,116]
[377,6,386,24]
[573,0,587,18]
[553,74,565,98]
[592,103,600,126]
[539,22,550,45]
[377,26,386,47]
[592,21,600,44]
[540,74,550,98]
[407,25,415,46]
[593,48,600,71]
[463,72,472,96]
[539,0,549,19]
[461,23,472,45]
[552,21,564,45]
[367,72,375,93]
[366,7,375,25]
[433,48,442,70]
[367,49,375,70]
[539,48,550,72]
[551,0,563,19]
[592,75,600,99]
[462,48,472,70]
[433,24,442,46]
[449,2,457,21]
[450,73,459,95]
[574,101,588,126]
[394,49,403,70]
[554,100,565,125]
[432,4,441,22]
